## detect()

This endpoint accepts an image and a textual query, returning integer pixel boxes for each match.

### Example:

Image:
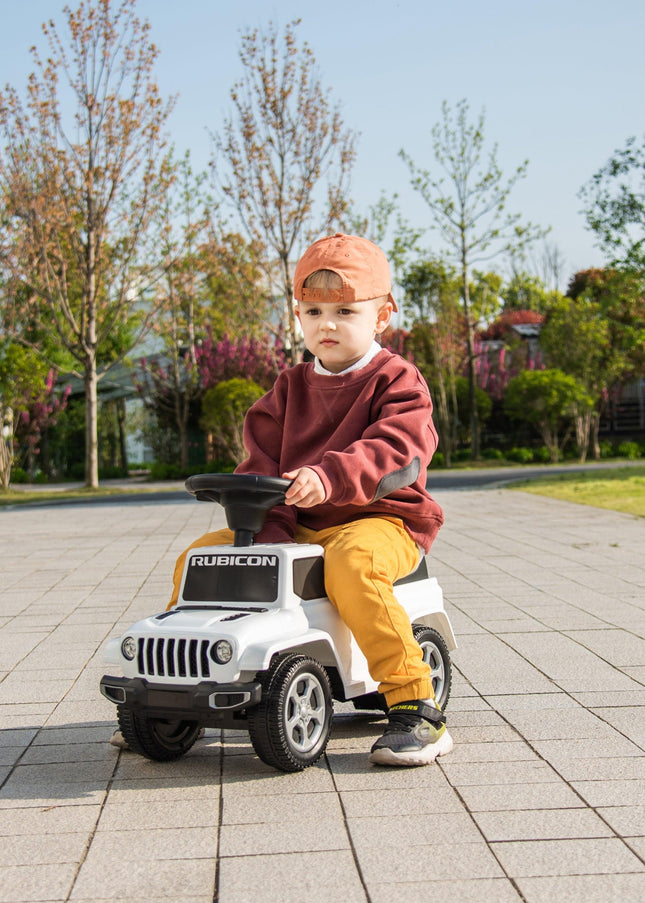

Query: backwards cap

[293,232,398,311]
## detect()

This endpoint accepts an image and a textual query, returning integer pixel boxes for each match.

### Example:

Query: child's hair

[303,269,342,290]
[303,269,389,306]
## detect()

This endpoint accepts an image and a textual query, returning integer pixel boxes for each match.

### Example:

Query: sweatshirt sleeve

[234,378,297,543]
[310,366,438,508]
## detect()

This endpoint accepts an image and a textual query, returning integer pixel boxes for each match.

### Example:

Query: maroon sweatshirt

[236,348,444,552]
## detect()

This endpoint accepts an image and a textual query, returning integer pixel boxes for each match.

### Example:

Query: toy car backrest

[296,555,429,600]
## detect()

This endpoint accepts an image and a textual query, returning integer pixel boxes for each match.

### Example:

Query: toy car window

[182,552,279,603]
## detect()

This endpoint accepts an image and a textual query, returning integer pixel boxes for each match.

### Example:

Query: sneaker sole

[368,728,454,767]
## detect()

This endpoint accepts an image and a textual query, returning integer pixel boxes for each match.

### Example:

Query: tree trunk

[117,398,128,473]
[0,434,11,489]
[590,411,601,460]
[574,408,592,463]
[84,358,99,488]
[280,253,298,366]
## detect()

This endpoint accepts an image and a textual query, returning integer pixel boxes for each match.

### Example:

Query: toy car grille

[136,637,211,679]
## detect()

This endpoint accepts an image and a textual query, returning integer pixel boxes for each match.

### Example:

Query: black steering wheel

[185,473,292,547]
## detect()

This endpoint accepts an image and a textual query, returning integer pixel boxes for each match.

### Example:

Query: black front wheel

[117,706,201,761]
[248,654,333,772]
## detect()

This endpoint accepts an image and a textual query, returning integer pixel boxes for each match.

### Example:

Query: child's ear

[295,305,301,324]
[375,301,393,334]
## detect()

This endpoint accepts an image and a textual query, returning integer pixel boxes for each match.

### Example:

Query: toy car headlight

[212,640,233,665]
[121,637,137,661]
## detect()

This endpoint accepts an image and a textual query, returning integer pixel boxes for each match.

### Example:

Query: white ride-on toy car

[100,474,456,772]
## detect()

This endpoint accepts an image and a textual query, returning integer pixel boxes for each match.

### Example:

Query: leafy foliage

[0,342,70,486]
[504,369,592,462]
[580,136,645,270]
[197,331,288,393]
[200,378,265,465]
[213,19,356,361]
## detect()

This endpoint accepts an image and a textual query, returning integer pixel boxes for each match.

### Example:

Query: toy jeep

[100,474,456,772]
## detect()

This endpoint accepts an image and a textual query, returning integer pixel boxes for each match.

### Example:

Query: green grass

[509,465,645,517]
[0,485,178,507]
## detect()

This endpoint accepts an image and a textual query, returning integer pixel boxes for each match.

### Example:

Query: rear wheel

[248,654,333,772]
[117,706,201,761]
[413,625,452,710]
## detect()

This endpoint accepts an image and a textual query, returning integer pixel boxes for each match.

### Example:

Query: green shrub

[99,466,128,480]
[429,451,444,468]
[533,446,551,463]
[506,447,534,464]
[481,447,504,460]
[598,441,614,459]
[68,462,85,480]
[10,467,28,483]
[149,461,183,480]
[617,441,641,460]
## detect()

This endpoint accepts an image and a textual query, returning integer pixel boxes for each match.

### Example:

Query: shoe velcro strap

[389,701,445,724]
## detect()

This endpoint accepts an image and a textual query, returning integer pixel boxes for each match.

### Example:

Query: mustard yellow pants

[168,516,435,706]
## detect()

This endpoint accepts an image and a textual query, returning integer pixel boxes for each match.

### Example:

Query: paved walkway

[1,488,644,903]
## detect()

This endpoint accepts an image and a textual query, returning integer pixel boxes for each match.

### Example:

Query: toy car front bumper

[100,675,262,715]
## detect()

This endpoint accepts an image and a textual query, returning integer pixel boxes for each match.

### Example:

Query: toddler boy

[170,233,452,767]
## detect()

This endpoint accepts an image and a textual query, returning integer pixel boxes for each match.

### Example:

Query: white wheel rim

[421,641,446,703]
[284,672,327,754]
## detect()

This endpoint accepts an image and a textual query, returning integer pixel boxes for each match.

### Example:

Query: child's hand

[282,467,326,508]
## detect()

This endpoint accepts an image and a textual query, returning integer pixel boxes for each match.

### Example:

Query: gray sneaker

[368,700,453,767]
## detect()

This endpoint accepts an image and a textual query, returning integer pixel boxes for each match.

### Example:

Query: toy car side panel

[393,577,457,650]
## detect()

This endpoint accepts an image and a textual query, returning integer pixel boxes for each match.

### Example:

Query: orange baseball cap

[293,233,398,311]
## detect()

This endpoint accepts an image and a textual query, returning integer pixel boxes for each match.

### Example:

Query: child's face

[296,298,392,373]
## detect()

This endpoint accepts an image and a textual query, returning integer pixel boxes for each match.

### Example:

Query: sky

[2,0,645,290]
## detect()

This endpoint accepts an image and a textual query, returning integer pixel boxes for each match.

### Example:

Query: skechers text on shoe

[368,699,453,767]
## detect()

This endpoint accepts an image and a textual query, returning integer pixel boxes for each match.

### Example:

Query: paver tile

[86,826,218,861]
[457,781,586,812]
[356,840,505,882]
[70,858,216,901]
[516,873,645,903]
[490,837,645,877]
[220,816,349,855]
[0,863,77,903]
[367,878,522,902]
[472,807,614,842]
[217,850,364,900]
[597,805,645,837]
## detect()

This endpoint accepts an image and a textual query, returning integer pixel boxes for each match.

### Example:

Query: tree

[0,0,174,487]
[504,369,592,462]
[400,99,544,459]
[501,271,557,313]
[550,268,645,457]
[200,378,265,466]
[136,152,218,471]
[213,19,357,363]
[580,135,645,270]
[0,342,69,486]
[399,258,464,465]
[539,294,610,459]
